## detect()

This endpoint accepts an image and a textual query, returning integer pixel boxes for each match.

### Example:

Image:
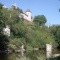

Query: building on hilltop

[19,9,33,22]
[2,4,33,22]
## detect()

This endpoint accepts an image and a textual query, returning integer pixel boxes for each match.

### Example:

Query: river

[0,50,60,60]
[0,50,46,60]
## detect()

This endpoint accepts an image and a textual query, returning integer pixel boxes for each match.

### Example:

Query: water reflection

[26,50,46,60]
[8,53,26,60]
[0,50,46,60]
[0,50,60,60]
[0,53,8,60]
[52,56,60,60]
[0,52,26,60]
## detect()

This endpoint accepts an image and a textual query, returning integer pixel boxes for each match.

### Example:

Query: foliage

[0,3,58,51]
[49,25,60,47]
[0,3,7,32]
[0,33,9,51]
[0,3,3,11]
[34,15,47,25]
[25,25,55,48]
[0,3,9,51]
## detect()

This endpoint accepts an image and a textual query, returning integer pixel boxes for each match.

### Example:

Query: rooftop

[26,9,31,12]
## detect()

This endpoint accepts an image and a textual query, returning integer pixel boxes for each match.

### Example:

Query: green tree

[0,3,9,51]
[0,3,6,32]
[49,25,60,47]
[34,15,47,25]
[0,34,9,51]
[25,25,55,49]
[0,3,56,51]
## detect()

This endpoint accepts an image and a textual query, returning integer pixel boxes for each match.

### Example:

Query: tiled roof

[26,9,31,12]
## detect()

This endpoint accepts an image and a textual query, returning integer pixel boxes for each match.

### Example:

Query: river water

[0,50,46,60]
[0,50,60,60]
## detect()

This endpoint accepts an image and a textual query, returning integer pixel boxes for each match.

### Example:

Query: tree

[49,25,60,47]
[0,3,8,30]
[59,9,60,12]
[34,15,47,25]
[0,3,56,51]
[0,3,5,32]
[0,3,3,11]
[25,25,55,49]
[17,7,23,13]
[0,4,9,51]
[0,34,9,51]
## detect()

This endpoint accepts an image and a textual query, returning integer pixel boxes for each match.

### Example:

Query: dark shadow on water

[52,56,60,60]
[0,34,9,60]
[0,50,46,60]
[0,34,9,51]
[47,56,60,60]
[26,51,38,60]
[0,53,8,60]
[26,50,46,60]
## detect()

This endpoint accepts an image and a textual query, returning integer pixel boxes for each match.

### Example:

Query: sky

[0,0,60,26]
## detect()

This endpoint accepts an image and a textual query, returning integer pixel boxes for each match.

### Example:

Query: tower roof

[26,9,31,12]
[12,3,17,8]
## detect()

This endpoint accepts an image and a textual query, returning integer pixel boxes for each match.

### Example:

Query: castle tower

[12,3,17,8]
[25,9,32,21]
[19,9,33,22]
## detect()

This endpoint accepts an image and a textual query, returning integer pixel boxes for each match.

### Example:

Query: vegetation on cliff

[0,3,60,51]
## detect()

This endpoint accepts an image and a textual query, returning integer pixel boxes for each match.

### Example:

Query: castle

[3,4,33,22]
[19,9,33,22]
